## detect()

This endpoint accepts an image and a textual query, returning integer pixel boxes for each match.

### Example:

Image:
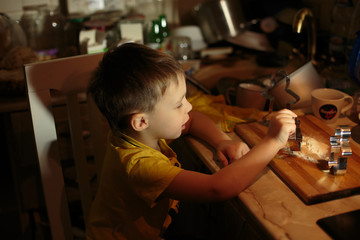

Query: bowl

[172,25,207,51]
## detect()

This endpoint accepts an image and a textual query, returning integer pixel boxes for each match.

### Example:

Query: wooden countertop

[186,115,360,240]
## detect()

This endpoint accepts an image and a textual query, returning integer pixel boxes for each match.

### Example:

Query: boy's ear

[130,113,149,131]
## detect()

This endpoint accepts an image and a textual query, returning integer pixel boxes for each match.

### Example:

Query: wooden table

[186,115,360,240]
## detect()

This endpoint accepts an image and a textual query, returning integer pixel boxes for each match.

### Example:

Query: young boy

[86,43,296,240]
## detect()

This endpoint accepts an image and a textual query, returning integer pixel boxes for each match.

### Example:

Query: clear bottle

[347,0,360,58]
[329,0,355,63]
[19,5,40,51]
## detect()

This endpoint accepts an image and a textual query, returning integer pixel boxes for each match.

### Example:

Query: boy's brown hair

[88,43,185,134]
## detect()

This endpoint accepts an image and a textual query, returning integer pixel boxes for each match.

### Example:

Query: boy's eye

[177,103,183,108]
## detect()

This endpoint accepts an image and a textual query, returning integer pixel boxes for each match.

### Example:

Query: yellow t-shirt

[86,132,183,240]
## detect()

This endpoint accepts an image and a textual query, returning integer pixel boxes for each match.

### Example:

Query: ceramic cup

[226,82,267,110]
[311,88,354,124]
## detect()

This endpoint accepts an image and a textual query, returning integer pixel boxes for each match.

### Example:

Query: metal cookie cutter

[278,70,303,151]
[281,70,302,151]
[259,71,281,126]
[329,125,352,175]
[259,70,303,151]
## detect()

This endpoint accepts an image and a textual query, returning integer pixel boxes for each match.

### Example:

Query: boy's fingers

[217,152,229,167]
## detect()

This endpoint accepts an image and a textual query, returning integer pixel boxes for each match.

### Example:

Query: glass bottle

[159,14,170,39]
[329,0,355,64]
[147,19,162,49]
[19,5,40,51]
[347,0,360,59]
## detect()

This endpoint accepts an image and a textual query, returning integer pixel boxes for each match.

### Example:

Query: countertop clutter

[1,0,360,239]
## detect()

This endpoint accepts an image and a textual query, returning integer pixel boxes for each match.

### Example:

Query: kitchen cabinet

[0,95,93,238]
[1,101,43,238]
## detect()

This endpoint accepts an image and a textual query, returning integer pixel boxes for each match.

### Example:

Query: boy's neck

[124,129,161,151]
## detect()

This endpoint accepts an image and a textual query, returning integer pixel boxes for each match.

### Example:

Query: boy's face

[146,74,192,140]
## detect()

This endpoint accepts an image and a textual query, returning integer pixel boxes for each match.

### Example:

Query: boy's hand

[266,109,297,147]
[216,140,250,167]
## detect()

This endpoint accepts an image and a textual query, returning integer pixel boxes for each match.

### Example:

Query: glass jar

[20,4,66,60]
[0,13,27,58]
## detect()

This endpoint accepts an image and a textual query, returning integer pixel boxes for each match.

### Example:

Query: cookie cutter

[328,125,352,175]
[260,70,302,151]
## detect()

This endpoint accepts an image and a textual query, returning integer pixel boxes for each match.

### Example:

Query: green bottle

[159,14,170,39]
[148,19,162,47]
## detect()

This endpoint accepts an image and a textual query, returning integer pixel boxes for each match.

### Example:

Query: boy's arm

[183,111,230,147]
[183,111,249,165]
[163,109,297,202]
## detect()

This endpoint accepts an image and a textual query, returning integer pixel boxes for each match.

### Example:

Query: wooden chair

[24,52,108,240]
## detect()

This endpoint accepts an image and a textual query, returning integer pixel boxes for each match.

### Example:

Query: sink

[317,209,360,239]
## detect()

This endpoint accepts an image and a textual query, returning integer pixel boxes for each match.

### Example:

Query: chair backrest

[24,52,107,240]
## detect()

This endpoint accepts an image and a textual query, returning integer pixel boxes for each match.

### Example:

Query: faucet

[292,8,317,64]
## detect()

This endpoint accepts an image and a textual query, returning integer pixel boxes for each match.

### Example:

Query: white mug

[311,88,354,124]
